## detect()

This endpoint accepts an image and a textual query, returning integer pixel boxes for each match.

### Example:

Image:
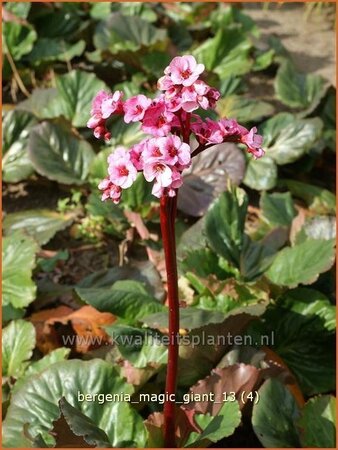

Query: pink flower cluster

[87,55,265,204]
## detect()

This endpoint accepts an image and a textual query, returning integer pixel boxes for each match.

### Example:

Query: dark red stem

[161,194,179,448]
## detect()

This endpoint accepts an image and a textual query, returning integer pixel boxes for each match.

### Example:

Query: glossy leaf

[193,28,252,78]
[2,110,37,183]
[249,288,336,395]
[205,188,248,266]
[266,238,335,288]
[2,359,147,448]
[186,401,241,446]
[296,396,336,448]
[142,302,266,331]
[3,21,37,60]
[2,320,36,379]
[26,38,85,64]
[105,324,167,368]
[54,70,107,127]
[243,156,277,191]
[28,122,95,185]
[13,348,71,393]
[260,192,297,227]
[217,95,274,123]
[2,232,38,309]
[76,280,164,323]
[260,112,323,165]
[3,209,74,245]
[252,379,301,447]
[275,60,329,111]
[94,13,166,53]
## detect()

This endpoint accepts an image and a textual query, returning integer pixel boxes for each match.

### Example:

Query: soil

[243,2,336,86]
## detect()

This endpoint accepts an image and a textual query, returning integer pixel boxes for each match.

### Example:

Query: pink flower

[143,161,173,187]
[87,90,123,140]
[218,119,243,137]
[191,119,223,145]
[108,147,137,189]
[130,140,148,170]
[165,55,205,87]
[241,127,263,148]
[123,95,152,123]
[101,91,124,119]
[90,55,265,201]
[241,127,264,159]
[142,138,166,163]
[151,169,183,198]
[157,75,174,91]
[98,178,122,203]
[90,91,111,116]
[181,81,209,112]
[158,135,191,168]
[141,101,174,137]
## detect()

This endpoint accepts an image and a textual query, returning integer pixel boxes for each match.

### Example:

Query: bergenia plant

[88,55,264,448]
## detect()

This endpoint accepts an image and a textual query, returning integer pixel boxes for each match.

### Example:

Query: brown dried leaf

[29,306,116,354]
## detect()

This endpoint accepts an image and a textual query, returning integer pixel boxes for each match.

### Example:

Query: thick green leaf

[77,261,164,301]
[217,95,274,123]
[181,248,228,280]
[32,8,84,39]
[59,397,112,448]
[193,28,252,78]
[76,280,164,323]
[186,401,241,446]
[3,21,37,60]
[28,122,95,185]
[142,302,266,331]
[105,325,167,368]
[3,209,74,245]
[2,110,37,183]
[252,379,301,447]
[260,112,323,165]
[266,238,335,287]
[260,192,297,227]
[243,156,277,191]
[2,359,146,448]
[26,39,85,64]
[2,232,38,308]
[249,288,336,395]
[275,60,329,111]
[296,396,336,448]
[281,179,336,214]
[54,70,107,127]
[13,348,71,393]
[205,188,248,266]
[240,233,283,280]
[252,49,275,71]
[94,13,166,53]
[16,88,60,119]
[17,71,106,128]
[2,320,36,379]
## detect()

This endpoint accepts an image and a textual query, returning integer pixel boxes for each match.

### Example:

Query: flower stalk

[160,194,179,448]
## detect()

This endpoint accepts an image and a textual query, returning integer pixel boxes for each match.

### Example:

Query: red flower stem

[161,193,179,448]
